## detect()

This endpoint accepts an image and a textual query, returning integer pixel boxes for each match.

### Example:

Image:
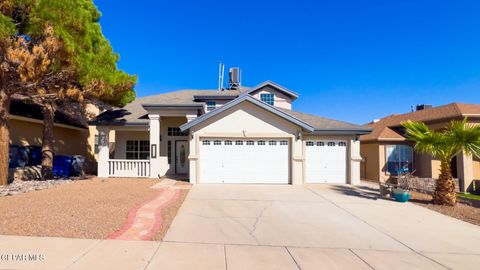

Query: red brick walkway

[108,187,180,241]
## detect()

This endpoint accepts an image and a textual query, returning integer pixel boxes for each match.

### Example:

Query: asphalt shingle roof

[91,87,368,132]
[277,108,367,131]
[92,89,244,125]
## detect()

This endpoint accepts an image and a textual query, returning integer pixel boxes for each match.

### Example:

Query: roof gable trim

[242,81,299,99]
[180,95,314,132]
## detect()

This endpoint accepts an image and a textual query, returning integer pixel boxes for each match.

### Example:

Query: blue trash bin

[27,146,42,166]
[9,145,29,168]
[53,155,74,178]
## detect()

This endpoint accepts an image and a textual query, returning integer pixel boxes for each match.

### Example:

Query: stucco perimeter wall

[250,85,293,110]
[188,101,301,184]
[10,118,96,172]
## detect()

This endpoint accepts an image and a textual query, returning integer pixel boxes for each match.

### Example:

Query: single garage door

[200,139,290,184]
[305,140,347,183]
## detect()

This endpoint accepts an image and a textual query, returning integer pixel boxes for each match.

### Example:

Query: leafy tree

[402,119,480,205]
[0,0,136,183]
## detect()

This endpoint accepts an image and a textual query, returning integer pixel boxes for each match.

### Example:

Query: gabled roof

[180,95,315,132]
[360,103,480,142]
[242,81,299,99]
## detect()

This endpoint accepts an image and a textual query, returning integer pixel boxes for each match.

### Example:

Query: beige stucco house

[90,80,370,185]
[360,103,480,192]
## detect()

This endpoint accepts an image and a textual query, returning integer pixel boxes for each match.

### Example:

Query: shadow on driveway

[327,185,385,201]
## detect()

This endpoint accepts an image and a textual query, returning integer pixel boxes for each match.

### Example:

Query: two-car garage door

[199,138,347,184]
[200,139,290,184]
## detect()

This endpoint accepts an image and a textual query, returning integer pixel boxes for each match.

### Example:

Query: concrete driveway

[1,184,480,270]
[162,184,480,270]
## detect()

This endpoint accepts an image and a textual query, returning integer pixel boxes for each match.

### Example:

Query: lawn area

[0,178,188,240]
[457,192,480,201]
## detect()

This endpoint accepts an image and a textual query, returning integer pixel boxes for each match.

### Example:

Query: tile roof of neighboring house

[361,103,480,142]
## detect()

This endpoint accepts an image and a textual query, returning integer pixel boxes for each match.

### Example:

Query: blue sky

[94,0,480,124]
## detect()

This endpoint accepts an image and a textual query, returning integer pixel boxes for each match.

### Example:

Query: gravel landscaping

[410,191,480,226]
[0,179,74,196]
[0,178,189,240]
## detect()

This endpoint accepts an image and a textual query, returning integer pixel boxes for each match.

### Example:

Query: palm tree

[401,118,480,206]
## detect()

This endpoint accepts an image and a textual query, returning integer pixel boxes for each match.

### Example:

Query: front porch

[97,111,197,179]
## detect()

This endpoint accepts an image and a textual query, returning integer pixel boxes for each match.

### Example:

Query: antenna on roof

[218,62,225,91]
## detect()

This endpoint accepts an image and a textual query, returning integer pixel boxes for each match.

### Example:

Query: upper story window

[168,127,188,137]
[206,101,216,112]
[386,145,413,175]
[260,93,274,106]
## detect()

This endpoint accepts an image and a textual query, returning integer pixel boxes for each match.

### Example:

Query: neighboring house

[9,97,96,173]
[360,103,480,192]
[90,79,370,185]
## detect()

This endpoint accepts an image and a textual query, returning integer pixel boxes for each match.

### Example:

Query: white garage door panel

[200,139,289,184]
[306,140,347,183]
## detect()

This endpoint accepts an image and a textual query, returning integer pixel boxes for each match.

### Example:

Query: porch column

[149,114,161,178]
[349,137,361,185]
[97,126,110,178]
[457,151,474,192]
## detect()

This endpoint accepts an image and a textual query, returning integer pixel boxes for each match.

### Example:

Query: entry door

[175,141,189,174]
[199,139,290,184]
[305,140,347,183]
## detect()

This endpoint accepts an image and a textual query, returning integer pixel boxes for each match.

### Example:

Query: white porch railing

[108,159,150,178]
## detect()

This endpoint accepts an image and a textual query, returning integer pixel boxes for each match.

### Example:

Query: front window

[126,140,150,160]
[260,93,274,106]
[386,145,413,174]
[206,101,216,112]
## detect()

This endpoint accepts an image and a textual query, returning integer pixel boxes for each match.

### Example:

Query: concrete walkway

[1,184,480,269]
[108,179,186,241]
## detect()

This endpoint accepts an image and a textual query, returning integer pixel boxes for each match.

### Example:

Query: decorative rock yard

[0,179,73,196]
